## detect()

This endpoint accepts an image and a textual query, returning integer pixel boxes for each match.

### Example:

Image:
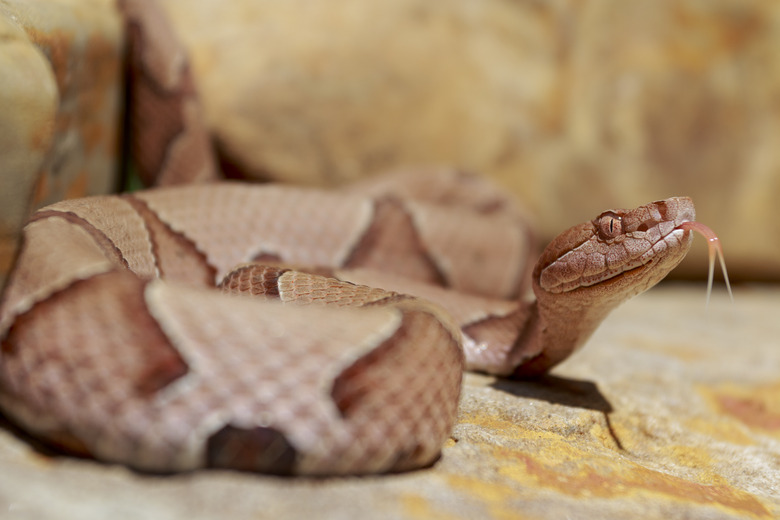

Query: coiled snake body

[0,170,702,475]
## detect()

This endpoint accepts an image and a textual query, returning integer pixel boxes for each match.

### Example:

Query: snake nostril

[636,223,650,232]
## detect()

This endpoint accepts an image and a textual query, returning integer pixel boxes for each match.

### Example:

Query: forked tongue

[678,221,733,307]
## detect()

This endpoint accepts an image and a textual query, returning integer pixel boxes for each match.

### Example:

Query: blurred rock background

[157,0,780,280]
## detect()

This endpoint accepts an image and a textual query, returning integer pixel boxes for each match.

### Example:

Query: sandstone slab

[0,0,123,285]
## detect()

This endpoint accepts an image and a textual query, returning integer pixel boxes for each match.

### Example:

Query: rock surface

[1,284,776,519]
[157,0,780,280]
[0,0,123,285]
[0,5,57,283]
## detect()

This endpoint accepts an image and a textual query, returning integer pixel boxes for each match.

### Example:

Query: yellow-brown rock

[0,0,123,285]
[157,0,780,280]
[0,10,56,283]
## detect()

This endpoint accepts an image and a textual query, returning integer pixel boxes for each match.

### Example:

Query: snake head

[508,197,698,377]
[533,197,696,304]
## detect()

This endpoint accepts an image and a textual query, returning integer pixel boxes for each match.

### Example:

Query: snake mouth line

[546,260,652,294]
[597,261,650,288]
[568,260,652,293]
[582,223,695,290]
[544,226,688,293]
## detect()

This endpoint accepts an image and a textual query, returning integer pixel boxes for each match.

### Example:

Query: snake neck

[507,286,623,378]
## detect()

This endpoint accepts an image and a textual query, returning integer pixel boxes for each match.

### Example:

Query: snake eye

[596,212,622,239]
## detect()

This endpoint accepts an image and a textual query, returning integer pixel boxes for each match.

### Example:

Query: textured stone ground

[0,284,777,519]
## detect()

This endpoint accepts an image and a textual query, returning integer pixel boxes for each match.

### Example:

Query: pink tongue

[678,221,733,306]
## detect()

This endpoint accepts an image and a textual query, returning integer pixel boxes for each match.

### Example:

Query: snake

[0,0,730,476]
[0,170,730,475]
